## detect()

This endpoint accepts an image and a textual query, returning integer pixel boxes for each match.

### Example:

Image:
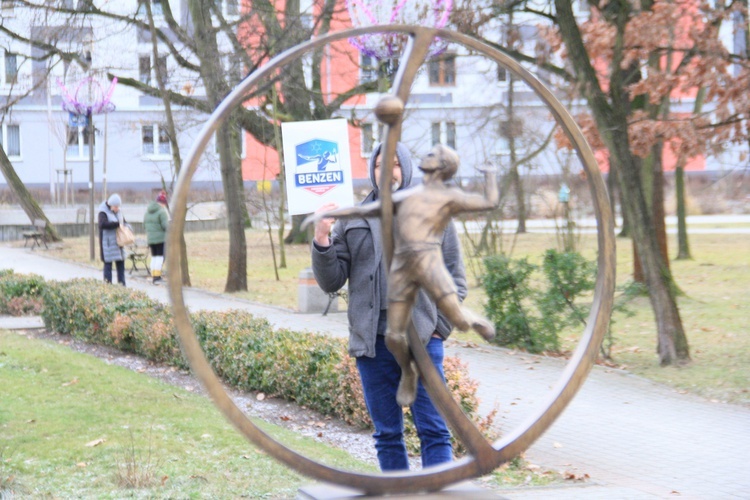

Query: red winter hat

[156,192,168,204]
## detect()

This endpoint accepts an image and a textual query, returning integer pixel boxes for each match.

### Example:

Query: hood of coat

[98,200,121,223]
[367,142,413,199]
[98,200,113,216]
[146,201,164,214]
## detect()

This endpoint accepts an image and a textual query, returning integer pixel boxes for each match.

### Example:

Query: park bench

[126,238,150,276]
[22,219,48,250]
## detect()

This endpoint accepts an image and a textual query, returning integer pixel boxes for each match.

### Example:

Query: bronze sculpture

[304,144,499,406]
[165,24,616,496]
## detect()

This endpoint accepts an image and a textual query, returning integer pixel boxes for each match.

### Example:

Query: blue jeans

[104,260,125,286]
[356,334,453,471]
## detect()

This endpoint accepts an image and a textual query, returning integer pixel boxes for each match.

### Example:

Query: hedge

[4,273,496,454]
[0,270,46,316]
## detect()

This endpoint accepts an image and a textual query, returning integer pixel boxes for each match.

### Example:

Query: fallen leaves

[564,471,590,481]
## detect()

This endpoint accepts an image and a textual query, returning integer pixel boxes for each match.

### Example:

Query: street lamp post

[88,110,95,260]
[57,76,117,262]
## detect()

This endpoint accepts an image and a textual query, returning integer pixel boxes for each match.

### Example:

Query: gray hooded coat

[97,201,125,263]
[311,143,467,358]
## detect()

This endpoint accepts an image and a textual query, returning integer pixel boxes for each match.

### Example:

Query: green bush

[41,279,156,346]
[191,311,345,414]
[0,271,47,316]
[482,250,596,353]
[111,305,181,365]
[482,255,541,351]
[18,278,495,456]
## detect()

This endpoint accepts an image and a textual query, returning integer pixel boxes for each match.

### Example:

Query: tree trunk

[0,148,60,243]
[188,0,247,292]
[619,157,689,364]
[675,163,690,259]
[611,157,632,238]
[506,71,526,233]
[284,214,310,244]
[217,116,248,292]
[633,146,669,283]
[675,87,705,260]
[554,0,689,365]
[145,0,191,286]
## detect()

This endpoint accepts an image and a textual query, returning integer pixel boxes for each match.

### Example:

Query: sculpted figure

[306,144,499,406]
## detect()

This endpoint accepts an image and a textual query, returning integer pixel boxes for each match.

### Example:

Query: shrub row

[0,270,46,316]
[2,273,495,453]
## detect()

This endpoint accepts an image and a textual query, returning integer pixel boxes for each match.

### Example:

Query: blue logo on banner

[294,139,344,195]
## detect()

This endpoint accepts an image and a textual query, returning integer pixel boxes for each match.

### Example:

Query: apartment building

[0,0,741,202]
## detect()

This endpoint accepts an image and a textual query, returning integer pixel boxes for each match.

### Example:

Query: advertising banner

[281,119,354,215]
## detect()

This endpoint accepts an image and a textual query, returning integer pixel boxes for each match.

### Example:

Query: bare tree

[0,41,61,242]
[143,0,191,286]
[1,0,379,291]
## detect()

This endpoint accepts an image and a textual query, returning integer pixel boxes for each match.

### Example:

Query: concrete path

[1,244,747,499]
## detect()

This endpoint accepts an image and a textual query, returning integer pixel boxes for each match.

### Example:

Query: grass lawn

[0,330,558,497]
[47,226,750,407]
[0,329,373,498]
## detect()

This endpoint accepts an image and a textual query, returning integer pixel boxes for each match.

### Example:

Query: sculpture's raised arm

[301,199,383,230]
[451,165,499,214]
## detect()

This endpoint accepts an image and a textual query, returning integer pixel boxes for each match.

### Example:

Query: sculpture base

[297,481,502,499]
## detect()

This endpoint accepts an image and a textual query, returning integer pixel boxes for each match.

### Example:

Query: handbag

[116,224,135,247]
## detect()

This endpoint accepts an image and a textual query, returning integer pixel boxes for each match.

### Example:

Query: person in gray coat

[97,193,127,286]
[310,142,466,471]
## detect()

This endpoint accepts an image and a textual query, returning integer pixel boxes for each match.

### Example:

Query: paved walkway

[1,244,747,499]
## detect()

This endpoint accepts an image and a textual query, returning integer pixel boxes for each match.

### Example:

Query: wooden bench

[126,238,150,276]
[22,219,48,250]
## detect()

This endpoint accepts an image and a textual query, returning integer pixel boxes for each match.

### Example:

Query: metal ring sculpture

[166,25,615,496]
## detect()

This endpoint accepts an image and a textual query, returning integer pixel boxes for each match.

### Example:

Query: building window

[431,123,441,146]
[217,0,239,17]
[431,121,456,149]
[361,122,378,157]
[0,124,21,158]
[67,125,94,159]
[361,54,377,83]
[497,63,507,82]
[137,0,163,16]
[428,54,456,86]
[142,124,171,156]
[3,52,18,85]
[575,0,590,14]
[1,0,15,16]
[139,54,167,85]
[446,122,456,149]
[360,55,399,84]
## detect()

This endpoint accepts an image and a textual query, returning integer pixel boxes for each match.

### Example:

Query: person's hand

[313,202,338,247]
